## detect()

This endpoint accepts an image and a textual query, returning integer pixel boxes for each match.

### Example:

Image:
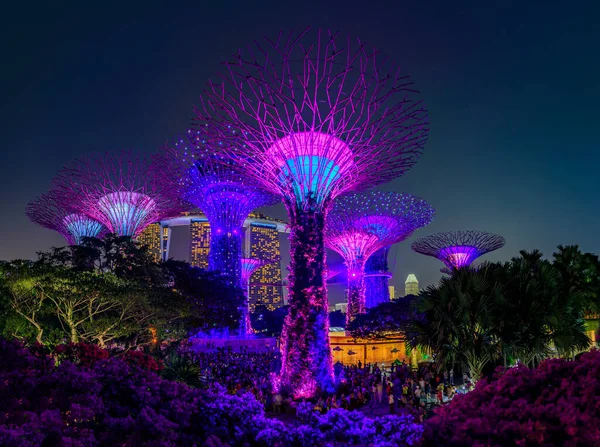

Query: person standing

[449,369,455,386]
[377,381,383,404]
[388,393,395,413]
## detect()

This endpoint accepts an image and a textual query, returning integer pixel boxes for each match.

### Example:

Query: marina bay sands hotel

[138,213,288,310]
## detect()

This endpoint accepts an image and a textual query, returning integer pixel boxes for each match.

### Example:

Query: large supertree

[161,137,279,286]
[54,151,185,237]
[326,191,434,324]
[412,230,506,270]
[26,192,106,245]
[194,28,429,397]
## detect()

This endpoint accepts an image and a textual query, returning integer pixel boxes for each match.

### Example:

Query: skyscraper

[137,223,170,263]
[405,274,419,296]
[189,217,211,269]
[246,221,284,311]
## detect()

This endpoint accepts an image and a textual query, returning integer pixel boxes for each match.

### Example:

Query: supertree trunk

[346,263,367,325]
[365,247,391,308]
[279,202,334,398]
[208,229,243,287]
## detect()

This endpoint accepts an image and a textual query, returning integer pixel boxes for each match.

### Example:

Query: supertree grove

[326,191,434,324]
[412,230,506,270]
[26,192,106,245]
[161,137,279,287]
[194,28,429,397]
[240,257,274,335]
[54,151,185,238]
[365,247,393,307]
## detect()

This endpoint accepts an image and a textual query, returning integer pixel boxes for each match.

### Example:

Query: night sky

[2,1,599,296]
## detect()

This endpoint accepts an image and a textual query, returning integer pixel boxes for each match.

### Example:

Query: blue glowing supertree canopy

[54,151,186,237]
[26,192,106,245]
[159,136,279,283]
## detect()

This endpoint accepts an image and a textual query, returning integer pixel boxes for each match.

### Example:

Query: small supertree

[326,191,434,324]
[195,28,429,397]
[54,151,185,237]
[240,257,274,335]
[412,230,506,270]
[26,192,106,245]
[161,137,279,286]
[365,247,393,307]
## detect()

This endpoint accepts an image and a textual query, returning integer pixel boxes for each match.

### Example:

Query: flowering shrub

[422,350,600,446]
[0,338,423,446]
[121,349,164,371]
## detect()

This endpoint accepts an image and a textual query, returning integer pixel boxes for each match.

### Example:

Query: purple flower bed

[422,350,600,446]
[0,339,422,446]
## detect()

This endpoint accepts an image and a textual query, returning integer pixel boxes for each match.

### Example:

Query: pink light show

[326,191,434,324]
[195,28,429,397]
[26,192,106,245]
[412,230,506,270]
[53,151,185,238]
[160,137,279,285]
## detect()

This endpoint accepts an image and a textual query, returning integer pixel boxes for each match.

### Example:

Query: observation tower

[194,28,429,397]
[54,151,185,237]
[412,230,505,271]
[26,192,106,245]
[326,191,434,324]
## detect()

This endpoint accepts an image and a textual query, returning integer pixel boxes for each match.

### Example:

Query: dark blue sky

[2,0,599,291]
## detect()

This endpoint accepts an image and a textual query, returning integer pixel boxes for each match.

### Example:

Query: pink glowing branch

[53,151,186,237]
[27,192,106,245]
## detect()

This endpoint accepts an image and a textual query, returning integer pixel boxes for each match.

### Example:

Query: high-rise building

[405,274,419,296]
[155,213,287,309]
[189,218,211,269]
[388,285,395,300]
[246,221,284,311]
[137,223,170,263]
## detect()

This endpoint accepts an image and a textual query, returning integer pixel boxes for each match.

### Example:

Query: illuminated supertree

[195,28,429,397]
[240,257,274,335]
[365,246,393,307]
[412,230,506,270]
[161,137,279,285]
[26,192,106,245]
[326,191,434,324]
[54,151,185,237]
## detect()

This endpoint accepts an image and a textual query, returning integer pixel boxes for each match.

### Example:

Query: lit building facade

[154,213,287,309]
[388,285,395,300]
[137,223,170,263]
[405,274,419,296]
[246,221,284,311]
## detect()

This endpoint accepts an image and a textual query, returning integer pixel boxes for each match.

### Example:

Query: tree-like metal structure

[26,192,106,245]
[365,247,393,307]
[194,28,429,397]
[54,151,185,237]
[412,230,506,270]
[326,191,434,324]
[161,137,279,287]
[240,257,274,335]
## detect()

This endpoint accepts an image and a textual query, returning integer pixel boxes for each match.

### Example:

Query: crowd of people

[188,345,469,421]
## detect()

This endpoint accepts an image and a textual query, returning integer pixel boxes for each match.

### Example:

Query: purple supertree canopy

[26,192,106,245]
[160,137,279,282]
[326,191,434,323]
[194,28,429,398]
[53,151,186,238]
[412,230,506,270]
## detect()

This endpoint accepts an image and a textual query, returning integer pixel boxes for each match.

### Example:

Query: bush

[422,350,600,446]
[0,339,423,446]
